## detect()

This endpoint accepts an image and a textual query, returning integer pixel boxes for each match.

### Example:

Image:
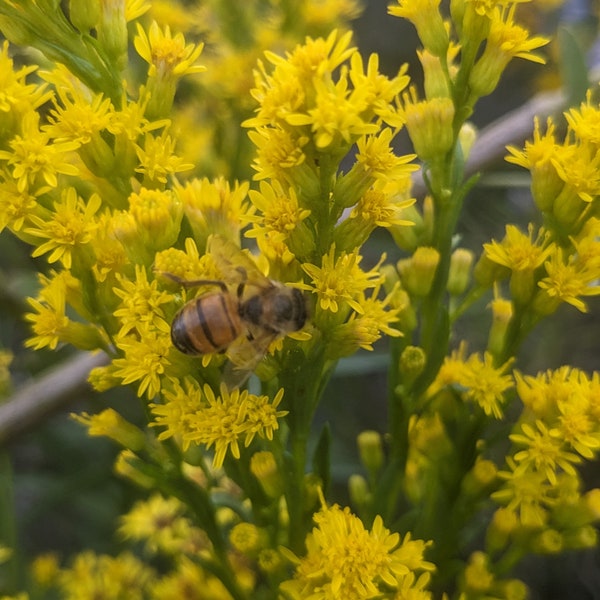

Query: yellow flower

[484,224,554,304]
[25,274,105,352]
[57,552,154,599]
[90,213,129,283]
[45,85,113,146]
[280,499,434,599]
[135,20,205,119]
[283,29,356,84]
[564,90,600,148]
[348,52,410,126]
[229,522,267,555]
[31,552,60,587]
[354,128,417,180]
[484,225,552,272]
[401,90,455,161]
[0,111,79,192]
[468,6,549,97]
[247,125,310,181]
[335,183,415,251]
[112,325,174,398]
[135,130,194,184]
[26,187,101,270]
[184,383,287,468]
[326,284,402,357]
[245,30,357,138]
[510,420,581,486]
[492,457,552,527]
[134,21,205,79]
[150,378,204,443]
[154,237,217,282]
[286,72,379,150]
[302,246,384,316]
[514,367,600,460]
[127,186,183,251]
[430,345,513,418]
[462,352,514,419]
[149,556,232,600]
[246,180,312,257]
[0,40,51,124]
[176,177,251,247]
[551,142,600,205]
[113,265,173,337]
[0,177,47,233]
[119,494,195,555]
[536,248,600,314]
[506,117,563,213]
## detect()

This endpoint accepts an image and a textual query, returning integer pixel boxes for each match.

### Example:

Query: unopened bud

[357,430,384,476]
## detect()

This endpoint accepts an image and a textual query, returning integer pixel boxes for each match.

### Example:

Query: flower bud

[69,0,101,33]
[447,248,474,296]
[487,296,513,357]
[463,552,494,594]
[348,474,370,509]
[403,95,455,161]
[31,553,60,588]
[357,430,384,476]
[128,188,183,252]
[486,508,518,553]
[418,49,451,100]
[250,451,283,499]
[493,579,528,600]
[399,246,440,297]
[72,408,146,451]
[458,122,477,163]
[582,488,600,521]
[531,528,563,554]
[229,523,267,557]
[461,459,498,497]
[258,549,284,575]
[399,345,426,384]
[563,525,598,550]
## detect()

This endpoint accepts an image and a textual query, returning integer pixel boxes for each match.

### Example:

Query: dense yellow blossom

[281,499,434,599]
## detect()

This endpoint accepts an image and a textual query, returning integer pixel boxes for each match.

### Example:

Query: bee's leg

[158,272,228,292]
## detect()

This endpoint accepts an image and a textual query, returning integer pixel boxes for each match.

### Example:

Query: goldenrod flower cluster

[0,0,599,599]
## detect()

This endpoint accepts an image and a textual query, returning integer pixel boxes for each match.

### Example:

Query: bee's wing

[207,235,270,288]
[222,330,279,389]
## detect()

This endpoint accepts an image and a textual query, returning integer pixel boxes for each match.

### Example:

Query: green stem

[280,346,331,553]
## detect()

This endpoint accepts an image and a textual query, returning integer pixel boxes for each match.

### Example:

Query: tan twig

[0,351,109,446]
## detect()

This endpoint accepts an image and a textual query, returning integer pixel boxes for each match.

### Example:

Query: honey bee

[164,236,308,387]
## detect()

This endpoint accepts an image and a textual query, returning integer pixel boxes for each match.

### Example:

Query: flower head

[0,111,79,192]
[135,21,205,79]
[280,499,434,599]
[183,384,288,468]
[26,188,102,270]
[302,246,384,317]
